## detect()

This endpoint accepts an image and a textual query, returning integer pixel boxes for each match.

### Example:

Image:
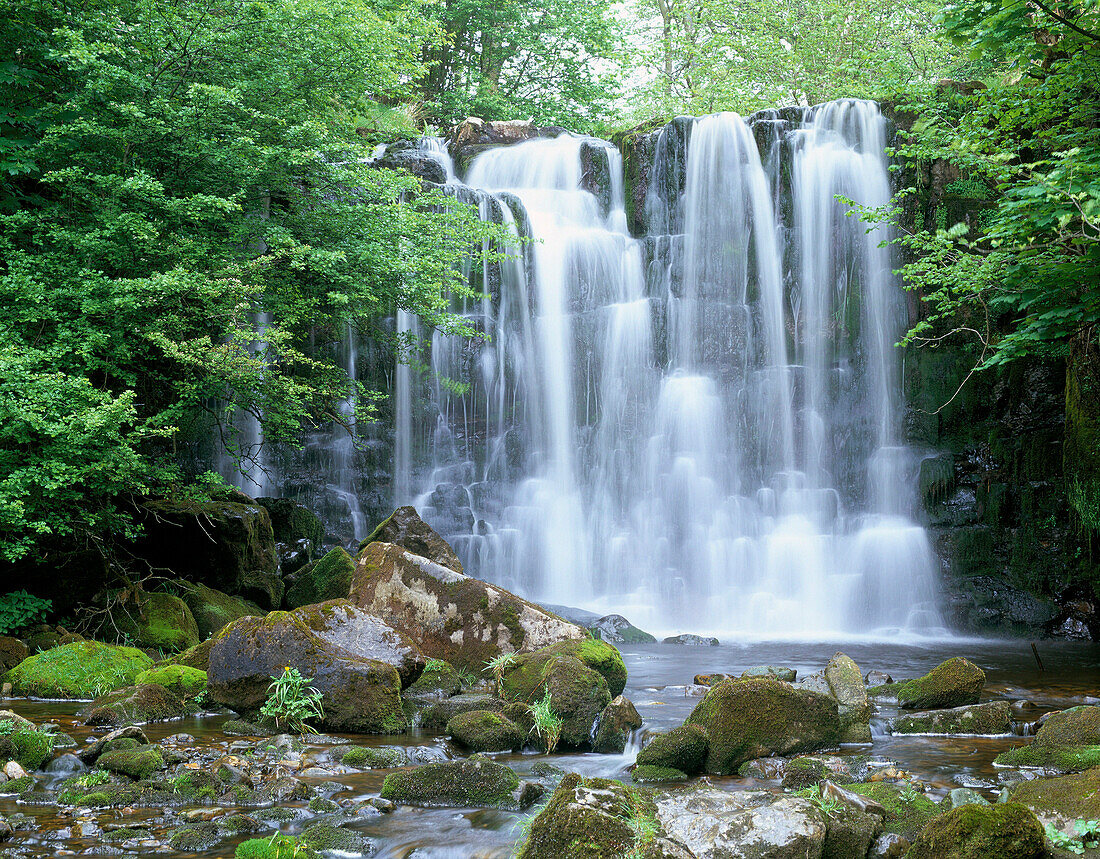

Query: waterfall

[393,103,944,638]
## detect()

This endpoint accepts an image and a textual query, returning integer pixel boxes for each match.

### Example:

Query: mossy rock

[236,835,319,859]
[893,657,985,710]
[404,658,462,699]
[0,728,53,770]
[636,725,708,776]
[168,822,220,851]
[255,497,324,551]
[285,547,356,609]
[822,805,881,859]
[780,755,829,790]
[2,774,35,794]
[741,665,797,682]
[1009,766,1100,821]
[417,693,506,732]
[299,822,374,853]
[134,665,207,698]
[592,695,643,754]
[536,639,627,697]
[500,652,611,748]
[824,652,872,743]
[447,709,525,752]
[379,754,528,809]
[360,506,463,572]
[163,637,216,672]
[906,801,1044,859]
[517,772,666,859]
[340,746,404,768]
[97,745,166,780]
[79,683,196,726]
[3,641,152,699]
[173,580,261,639]
[892,700,1011,736]
[995,706,1100,771]
[632,765,688,783]
[836,781,941,838]
[111,592,201,652]
[684,677,842,775]
[172,770,218,801]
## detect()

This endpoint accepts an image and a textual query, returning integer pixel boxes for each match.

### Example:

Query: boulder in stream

[1009,766,1100,826]
[446,709,525,752]
[636,724,708,776]
[891,700,1011,736]
[824,652,873,743]
[683,677,842,774]
[4,641,152,699]
[285,547,355,609]
[79,683,197,726]
[349,541,587,671]
[379,754,541,810]
[871,657,985,710]
[593,695,643,754]
[994,705,1100,771]
[905,802,1045,859]
[208,599,424,733]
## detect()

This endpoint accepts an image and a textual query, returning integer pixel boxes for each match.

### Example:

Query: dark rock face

[285,547,355,609]
[348,541,586,671]
[131,496,281,608]
[359,506,463,572]
[207,600,424,733]
[254,497,324,553]
[174,581,260,639]
[684,677,842,774]
[449,118,551,173]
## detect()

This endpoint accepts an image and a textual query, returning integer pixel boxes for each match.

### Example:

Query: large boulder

[636,725,708,777]
[360,506,463,572]
[593,695,643,754]
[0,637,28,672]
[905,802,1045,859]
[518,773,692,859]
[207,600,424,733]
[130,495,281,608]
[4,641,152,698]
[285,548,355,609]
[824,652,872,743]
[379,755,540,810]
[873,657,985,710]
[892,700,1011,736]
[446,710,524,753]
[110,592,200,651]
[79,683,196,726]
[995,705,1100,771]
[1009,766,1100,825]
[174,581,261,639]
[349,541,586,671]
[254,497,323,553]
[684,678,842,775]
[500,649,611,749]
[655,787,828,859]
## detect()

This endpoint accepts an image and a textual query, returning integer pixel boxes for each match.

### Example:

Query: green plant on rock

[899,783,923,804]
[1046,819,1100,855]
[259,667,325,734]
[0,591,51,635]
[799,783,845,817]
[485,652,519,696]
[528,690,564,754]
[617,789,661,859]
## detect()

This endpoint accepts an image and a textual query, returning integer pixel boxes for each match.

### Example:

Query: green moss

[781,756,828,790]
[404,658,462,697]
[3,775,34,793]
[339,745,404,768]
[631,765,688,783]
[995,743,1100,770]
[0,728,53,770]
[169,822,220,851]
[635,725,707,775]
[893,657,985,709]
[1009,766,1100,819]
[97,746,165,780]
[3,641,152,698]
[112,592,200,651]
[81,682,194,725]
[837,781,941,838]
[135,665,207,697]
[103,827,144,841]
[379,754,521,808]
[995,706,1100,771]
[236,835,319,859]
[447,709,524,752]
[173,770,217,800]
[307,797,339,813]
[906,802,1044,859]
[298,823,373,852]
[539,639,627,697]
[285,547,355,609]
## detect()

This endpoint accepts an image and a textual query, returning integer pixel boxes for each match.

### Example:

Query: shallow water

[2,639,1098,857]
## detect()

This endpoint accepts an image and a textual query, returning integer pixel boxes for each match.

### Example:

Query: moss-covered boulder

[349,541,586,672]
[822,805,881,859]
[741,665,797,682]
[360,506,463,572]
[285,548,355,609]
[110,592,200,651]
[683,677,842,775]
[97,745,166,780]
[132,496,281,608]
[417,692,506,732]
[403,658,462,701]
[339,745,404,768]
[134,665,207,698]
[824,652,872,743]
[79,683,196,726]
[447,709,524,752]
[589,614,656,644]
[499,650,611,749]
[0,637,28,672]
[632,765,689,783]
[236,834,319,859]
[593,695,643,754]
[875,657,985,710]
[906,802,1044,859]
[995,706,1100,771]
[208,599,424,734]
[636,724,708,776]
[4,641,152,698]
[173,581,261,639]
[0,727,53,770]
[380,754,537,809]
[835,781,940,839]
[504,639,627,697]
[892,700,1011,736]
[519,772,690,859]
[1009,766,1100,823]
[255,497,324,552]
[298,822,375,854]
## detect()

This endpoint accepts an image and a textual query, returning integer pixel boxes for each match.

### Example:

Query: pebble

[3,761,28,780]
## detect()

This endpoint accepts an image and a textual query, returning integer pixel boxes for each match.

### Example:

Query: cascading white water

[219,310,278,497]
[398,102,945,639]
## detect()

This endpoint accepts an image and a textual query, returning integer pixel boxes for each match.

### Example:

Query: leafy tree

[419,0,624,129]
[0,0,502,563]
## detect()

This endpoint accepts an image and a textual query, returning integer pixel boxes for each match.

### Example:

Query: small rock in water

[44,754,85,776]
[941,787,990,811]
[694,673,731,686]
[866,670,893,686]
[589,615,656,644]
[741,665,797,682]
[662,634,719,646]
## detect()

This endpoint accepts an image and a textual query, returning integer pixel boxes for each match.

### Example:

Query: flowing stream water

[397,101,943,639]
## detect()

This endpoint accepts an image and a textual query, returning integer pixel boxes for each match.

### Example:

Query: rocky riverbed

[0,639,1096,858]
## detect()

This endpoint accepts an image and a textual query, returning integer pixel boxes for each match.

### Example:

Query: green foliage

[799,783,845,817]
[4,640,152,698]
[0,0,508,565]
[259,667,324,734]
[617,788,661,859]
[0,590,51,634]
[236,833,317,859]
[1045,819,1100,854]
[528,690,563,754]
[485,651,519,696]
